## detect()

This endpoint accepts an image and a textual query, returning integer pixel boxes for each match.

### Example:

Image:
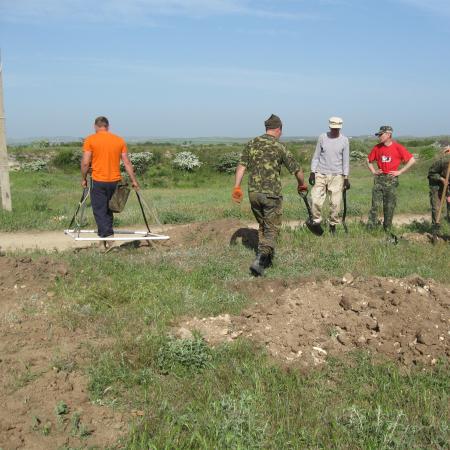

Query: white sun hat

[329,116,343,129]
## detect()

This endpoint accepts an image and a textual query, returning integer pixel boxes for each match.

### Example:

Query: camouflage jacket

[428,154,450,185]
[239,134,301,197]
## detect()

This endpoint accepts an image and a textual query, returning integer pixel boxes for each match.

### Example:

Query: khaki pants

[311,173,344,225]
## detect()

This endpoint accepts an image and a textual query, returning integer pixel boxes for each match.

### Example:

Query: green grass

[3,137,449,448]
[40,218,449,448]
[2,137,445,231]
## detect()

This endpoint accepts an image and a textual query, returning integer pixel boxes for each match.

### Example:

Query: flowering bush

[21,159,48,172]
[122,152,153,175]
[215,152,241,173]
[172,151,202,171]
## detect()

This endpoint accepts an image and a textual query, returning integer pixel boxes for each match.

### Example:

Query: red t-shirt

[367,141,412,174]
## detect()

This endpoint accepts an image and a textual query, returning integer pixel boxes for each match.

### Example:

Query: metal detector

[64,184,169,242]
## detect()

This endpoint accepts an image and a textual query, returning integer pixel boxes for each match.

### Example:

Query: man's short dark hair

[95,116,109,127]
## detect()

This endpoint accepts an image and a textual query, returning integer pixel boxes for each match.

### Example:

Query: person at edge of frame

[81,116,139,238]
[309,116,350,234]
[231,114,307,277]
[366,125,416,232]
[428,145,450,232]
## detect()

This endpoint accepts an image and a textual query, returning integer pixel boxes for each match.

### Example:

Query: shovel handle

[436,160,450,225]
[298,191,313,219]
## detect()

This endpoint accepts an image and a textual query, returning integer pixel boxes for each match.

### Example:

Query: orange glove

[232,186,243,204]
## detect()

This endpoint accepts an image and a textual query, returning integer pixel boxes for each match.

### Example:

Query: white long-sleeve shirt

[311,132,350,176]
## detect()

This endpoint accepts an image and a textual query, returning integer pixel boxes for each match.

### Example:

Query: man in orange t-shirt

[81,116,139,237]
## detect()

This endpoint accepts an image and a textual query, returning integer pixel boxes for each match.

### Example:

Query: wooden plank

[0,54,12,211]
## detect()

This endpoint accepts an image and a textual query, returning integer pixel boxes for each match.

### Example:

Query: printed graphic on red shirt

[368,142,412,174]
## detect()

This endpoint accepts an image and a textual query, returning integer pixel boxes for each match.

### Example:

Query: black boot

[264,253,273,268]
[250,254,265,277]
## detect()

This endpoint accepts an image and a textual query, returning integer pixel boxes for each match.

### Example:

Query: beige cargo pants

[311,173,344,225]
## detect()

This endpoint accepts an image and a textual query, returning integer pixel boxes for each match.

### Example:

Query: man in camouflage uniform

[367,125,416,231]
[428,145,450,231]
[232,114,307,276]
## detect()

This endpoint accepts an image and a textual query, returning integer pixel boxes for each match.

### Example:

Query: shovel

[342,189,348,234]
[298,191,324,236]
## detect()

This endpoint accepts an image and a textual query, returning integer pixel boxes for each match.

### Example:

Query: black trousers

[91,180,118,237]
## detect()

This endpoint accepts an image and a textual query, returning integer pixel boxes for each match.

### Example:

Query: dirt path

[0,214,430,253]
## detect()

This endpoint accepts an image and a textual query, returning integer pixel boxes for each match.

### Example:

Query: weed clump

[157,336,212,375]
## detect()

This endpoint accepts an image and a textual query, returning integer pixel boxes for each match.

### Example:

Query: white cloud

[0,0,318,24]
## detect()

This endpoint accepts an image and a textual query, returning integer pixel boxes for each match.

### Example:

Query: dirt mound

[0,256,126,449]
[160,219,248,249]
[175,275,450,369]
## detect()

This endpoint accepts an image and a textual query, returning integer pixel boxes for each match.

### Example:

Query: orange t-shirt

[83,130,127,182]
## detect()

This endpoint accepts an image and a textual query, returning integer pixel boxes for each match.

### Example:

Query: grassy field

[0,138,445,231]
[2,138,449,448]
[48,224,449,449]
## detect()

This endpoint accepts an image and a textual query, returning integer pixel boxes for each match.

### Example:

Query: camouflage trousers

[429,184,450,227]
[367,174,399,230]
[249,192,282,256]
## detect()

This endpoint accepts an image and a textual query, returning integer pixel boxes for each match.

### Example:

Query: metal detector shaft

[68,186,89,231]
[135,190,152,234]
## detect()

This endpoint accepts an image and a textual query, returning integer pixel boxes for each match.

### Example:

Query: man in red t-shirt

[367,125,415,230]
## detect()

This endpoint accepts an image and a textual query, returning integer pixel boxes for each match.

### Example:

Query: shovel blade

[306,219,324,236]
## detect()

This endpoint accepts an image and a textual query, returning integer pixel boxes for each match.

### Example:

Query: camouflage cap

[375,125,393,136]
[264,114,282,130]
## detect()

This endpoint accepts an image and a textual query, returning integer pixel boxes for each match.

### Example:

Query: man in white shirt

[309,116,350,234]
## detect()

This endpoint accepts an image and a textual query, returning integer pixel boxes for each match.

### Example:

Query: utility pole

[0,51,12,211]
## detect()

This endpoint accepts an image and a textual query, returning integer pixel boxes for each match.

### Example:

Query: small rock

[337,334,350,346]
[342,273,354,284]
[57,267,69,276]
[176,327,193,340]
[339,296,352,311]
[416,330,434,346]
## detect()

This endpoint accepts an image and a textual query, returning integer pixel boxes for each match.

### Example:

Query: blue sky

[1,0,449,139]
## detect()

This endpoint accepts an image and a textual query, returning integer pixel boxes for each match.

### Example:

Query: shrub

[52,149,81,169]
[172,151,202,171]
[123,152,153,175]
[21,159,48,172]
[215,152,241,173]
[416,145,437,160]
[350,140,370,161]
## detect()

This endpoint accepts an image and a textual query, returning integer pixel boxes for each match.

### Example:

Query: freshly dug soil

[0,256,126,450]
[175,274,449,368]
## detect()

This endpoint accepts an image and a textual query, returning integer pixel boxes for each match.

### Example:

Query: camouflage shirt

[239,134,301,196]
[428,154,450,185]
